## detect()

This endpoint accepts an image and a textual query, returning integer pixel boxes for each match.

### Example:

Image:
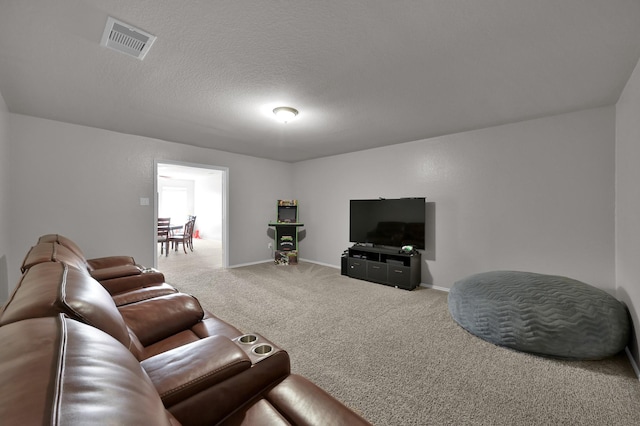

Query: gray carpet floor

[158,241,640,425]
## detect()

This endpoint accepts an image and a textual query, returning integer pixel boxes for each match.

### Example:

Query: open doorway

[154,161,229,272]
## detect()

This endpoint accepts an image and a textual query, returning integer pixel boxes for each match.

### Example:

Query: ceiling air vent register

[100,17,156,60]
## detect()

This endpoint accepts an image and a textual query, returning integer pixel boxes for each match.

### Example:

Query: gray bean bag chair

[448,271,630,360]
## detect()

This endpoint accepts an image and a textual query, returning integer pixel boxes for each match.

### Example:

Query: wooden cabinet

[347,258,367,280]
[346,246,421,290]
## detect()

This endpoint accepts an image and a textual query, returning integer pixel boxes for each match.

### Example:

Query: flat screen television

[350,198,426,249]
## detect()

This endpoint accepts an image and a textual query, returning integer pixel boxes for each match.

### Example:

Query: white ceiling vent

[100,17,156,60]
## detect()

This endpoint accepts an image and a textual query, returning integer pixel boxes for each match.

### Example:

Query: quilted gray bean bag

[448,271,630,360]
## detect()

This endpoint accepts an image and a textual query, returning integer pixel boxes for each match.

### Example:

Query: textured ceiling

[1,1,639,162]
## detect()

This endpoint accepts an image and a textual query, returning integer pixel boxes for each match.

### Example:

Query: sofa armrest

[90,264,142,281]
[118,293,204,346]
[86,255,136,270]
[111,283,178,306]
[100,271,166,295]
[168,334,291,425]
[141,336,252,407]
[218,374,372,425]
[263,374,372,425]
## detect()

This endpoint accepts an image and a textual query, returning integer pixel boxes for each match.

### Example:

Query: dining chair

[157,217,171,256]
[187,215,197,251]
[170,219,195,254]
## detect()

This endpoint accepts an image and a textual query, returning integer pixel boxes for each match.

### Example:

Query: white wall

[0,91,9,303]
[0,92,630,355]
[194,172,223,240]
[294,106,616,291]
[158,172,224,240]
[616,55,640,365]
[2,104,619,310]
[158,176,196,223]
[6,114,293,289]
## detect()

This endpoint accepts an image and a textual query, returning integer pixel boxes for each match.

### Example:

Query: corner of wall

[0,90,10,304]
[0,255,8,304]
[615,53,640,370]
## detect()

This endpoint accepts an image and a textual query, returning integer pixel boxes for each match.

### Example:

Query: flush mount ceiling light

[273,107,298,123]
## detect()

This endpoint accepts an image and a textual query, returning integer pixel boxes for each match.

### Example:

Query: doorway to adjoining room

[154,161,228,276]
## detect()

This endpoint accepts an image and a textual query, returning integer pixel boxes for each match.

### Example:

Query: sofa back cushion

[119,293,205,346]
[20,242,55,272]
[0,262,132,349]
[21,242,87,272]
[38,233,87,261]
[37,234,138,273]
[0,315,176,425]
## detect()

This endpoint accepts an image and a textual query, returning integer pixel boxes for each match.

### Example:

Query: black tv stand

[346,245,421,290]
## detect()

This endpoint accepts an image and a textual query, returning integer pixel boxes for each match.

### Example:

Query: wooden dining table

[158,224,182,255]
[159,224,182,232]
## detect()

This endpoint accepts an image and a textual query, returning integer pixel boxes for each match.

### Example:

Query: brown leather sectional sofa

[0,234,371,425]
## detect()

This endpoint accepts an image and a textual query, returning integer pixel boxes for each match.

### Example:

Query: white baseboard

[301,260,452,291]
[229,259,273,268]
[250,258,451,291]
[231,260,452,292]
[625,347,640,380]
[230,259,342,269]
[299,258,340,269]
[420,283,450,292]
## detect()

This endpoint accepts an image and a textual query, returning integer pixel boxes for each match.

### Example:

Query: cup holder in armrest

[237,334,258,345]
[232,334,282,364]
[251,344,273,356]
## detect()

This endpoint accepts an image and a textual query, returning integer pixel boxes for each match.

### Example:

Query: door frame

[154,159,229,269]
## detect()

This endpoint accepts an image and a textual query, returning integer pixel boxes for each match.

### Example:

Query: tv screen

[278,205,298,223]
[350,198,426,249]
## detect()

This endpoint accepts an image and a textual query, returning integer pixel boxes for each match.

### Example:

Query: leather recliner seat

[0,261,244,359]
[0,315,369,425]
[23,236,177,305]
[1,235,371,425]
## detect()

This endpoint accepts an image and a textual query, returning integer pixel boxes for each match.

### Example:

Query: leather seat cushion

[118,293,205,346]
[0,262,132,348]
[0,315,175,425]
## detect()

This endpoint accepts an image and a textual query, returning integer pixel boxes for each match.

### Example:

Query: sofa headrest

[21,242,87,272]
[37,234,139,272]
[0,262,132,349]
[20,242,54,272]
[119,293,205,346]
[0,315,175,425]
[38,233,87,260]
